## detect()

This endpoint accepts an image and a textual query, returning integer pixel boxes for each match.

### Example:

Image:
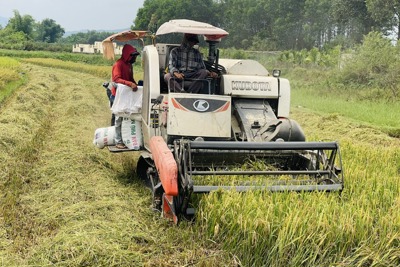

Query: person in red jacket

[111,44,140,149]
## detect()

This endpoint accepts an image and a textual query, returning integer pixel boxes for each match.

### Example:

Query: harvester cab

[100,19,344,224]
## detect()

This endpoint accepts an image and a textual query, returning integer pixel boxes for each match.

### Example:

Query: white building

[72,41,123,55]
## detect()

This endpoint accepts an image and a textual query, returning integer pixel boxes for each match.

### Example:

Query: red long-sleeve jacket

[111,44,138,96]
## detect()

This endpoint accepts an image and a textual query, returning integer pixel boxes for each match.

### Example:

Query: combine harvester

[100,19,344,224]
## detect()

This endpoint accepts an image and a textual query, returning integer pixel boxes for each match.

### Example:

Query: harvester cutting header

[95,19,344,224]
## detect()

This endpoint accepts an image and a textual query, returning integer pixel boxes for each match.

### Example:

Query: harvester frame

[101,19,344,224]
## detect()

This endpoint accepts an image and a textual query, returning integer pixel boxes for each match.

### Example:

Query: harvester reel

[136,156,154,188]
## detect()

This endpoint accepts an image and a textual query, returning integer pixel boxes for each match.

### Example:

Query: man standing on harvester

[111,44,140,149]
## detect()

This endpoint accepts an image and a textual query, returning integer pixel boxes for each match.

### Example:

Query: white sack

[111,84,143,117]
[93,126,116,149]
[121,117,142,150]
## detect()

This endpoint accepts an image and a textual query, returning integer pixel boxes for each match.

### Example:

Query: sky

[0,0,145,32]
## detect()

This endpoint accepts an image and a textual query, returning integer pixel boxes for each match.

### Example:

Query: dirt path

[0,64,232,266]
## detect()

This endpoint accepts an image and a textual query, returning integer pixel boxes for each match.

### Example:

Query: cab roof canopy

[101,20,228,60]
[156,19,228,41]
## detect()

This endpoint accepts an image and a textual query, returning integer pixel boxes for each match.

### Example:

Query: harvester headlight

[272,69,281,78]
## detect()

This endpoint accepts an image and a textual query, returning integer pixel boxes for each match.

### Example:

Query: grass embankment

[244,47,400,138]
[0,63,231,266]
[286,68,400,138]
[0,49,112,66]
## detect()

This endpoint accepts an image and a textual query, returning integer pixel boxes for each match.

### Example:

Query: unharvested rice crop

[197,109,400,267]
[0,57,20,89]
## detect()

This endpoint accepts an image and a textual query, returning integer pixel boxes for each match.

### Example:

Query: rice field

[0,58,399,266]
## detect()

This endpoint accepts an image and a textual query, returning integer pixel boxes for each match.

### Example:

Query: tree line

[133,0,400,50]
[0,11,65,50]
[1,1,399,52]
[0,10,116,52]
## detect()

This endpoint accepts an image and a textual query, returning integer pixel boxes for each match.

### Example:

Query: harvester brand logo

[193,100,210,112]
[231,81,271,91]
[171,98,230,113]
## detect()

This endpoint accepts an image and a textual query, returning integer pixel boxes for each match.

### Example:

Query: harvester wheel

[136,156,153,188]
[137,156,164,211]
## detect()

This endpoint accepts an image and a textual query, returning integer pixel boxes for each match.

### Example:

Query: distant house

[72,41,123,55]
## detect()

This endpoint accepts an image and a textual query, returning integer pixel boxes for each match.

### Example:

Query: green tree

[132,0,395,50]
[331,0,375,44]
[134,0,220,38]
[270,0,307,49]
[338,31,399,99]
[36,18,65,43]
[366,0,400,40]
[303,0,333,48]
[0,28,27,49]
[217,0,272,49]
[6,10,35,39]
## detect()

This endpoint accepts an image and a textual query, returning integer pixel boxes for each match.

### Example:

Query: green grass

[291,87,400,133]
[282,66,400,137]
